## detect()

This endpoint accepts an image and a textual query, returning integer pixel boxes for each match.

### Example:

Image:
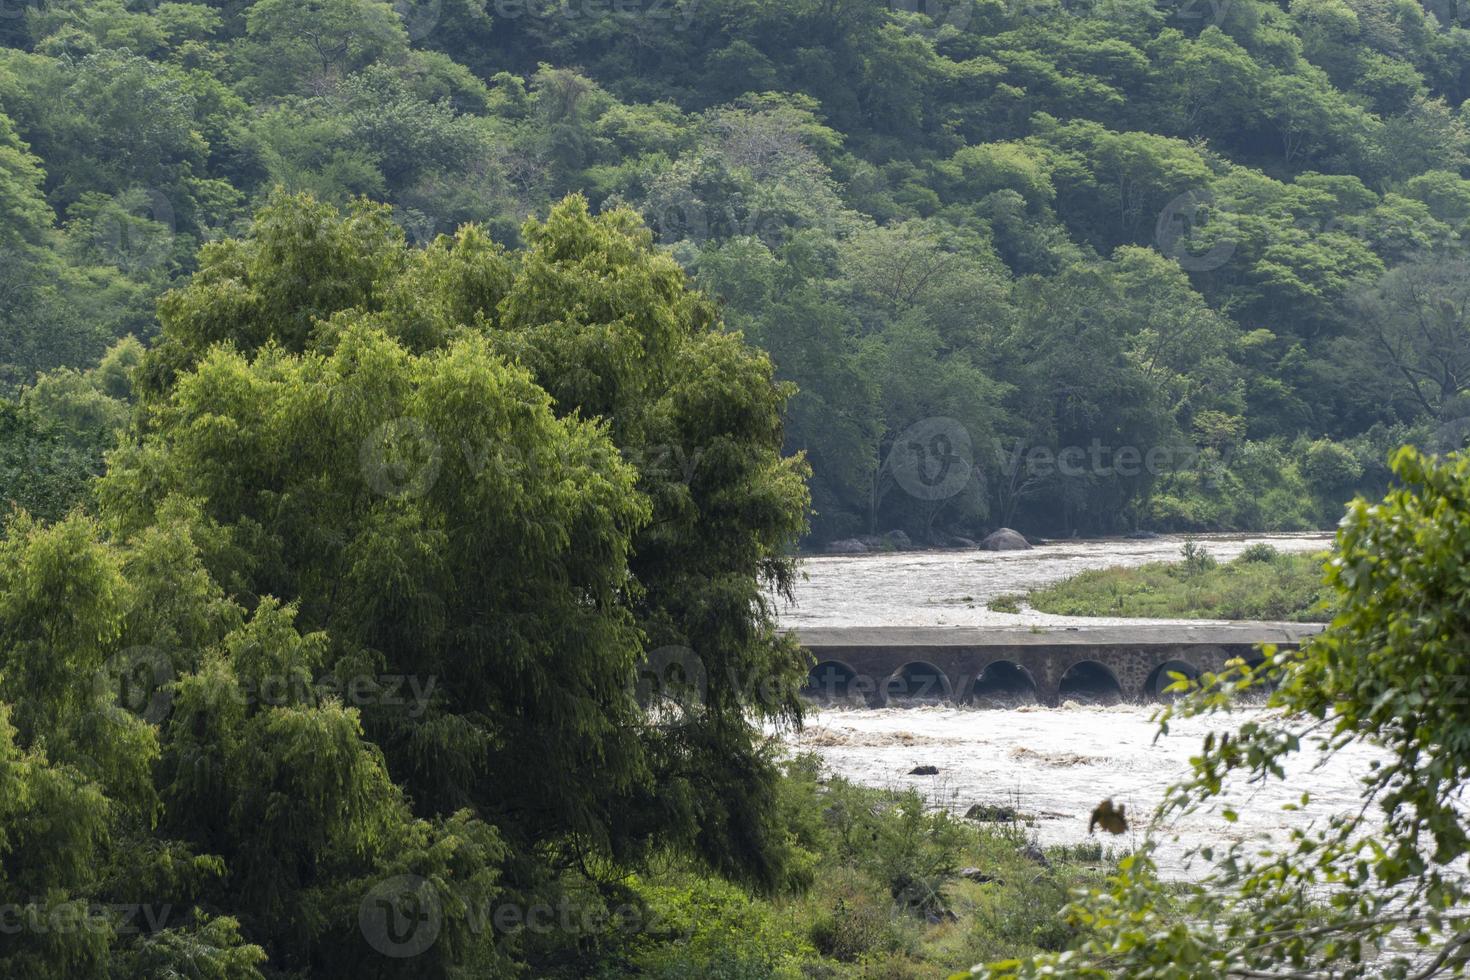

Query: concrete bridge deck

[791,623,1324,705]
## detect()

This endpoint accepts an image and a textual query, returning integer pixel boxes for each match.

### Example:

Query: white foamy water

[788,702,1381,875]
[775,532,1368,875]
[781,532,1332,629]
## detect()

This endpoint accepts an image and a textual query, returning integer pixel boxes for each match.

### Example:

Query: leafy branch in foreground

[975,446,1470,979]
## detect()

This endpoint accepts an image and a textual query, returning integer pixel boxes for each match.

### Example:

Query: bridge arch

[1058,660,1123,705]
[1145,659,1201,701]
[882,661,953,706]
[967,660,1038,707]
[803,660,868,704]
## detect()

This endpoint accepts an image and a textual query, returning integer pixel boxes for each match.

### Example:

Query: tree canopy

[4,0,1468,540]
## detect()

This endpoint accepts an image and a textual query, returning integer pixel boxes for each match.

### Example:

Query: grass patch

[1024,544,1333,622]
[988,594,1023,614]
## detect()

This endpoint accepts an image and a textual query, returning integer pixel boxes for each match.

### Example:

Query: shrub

[807,871,897,962]
[1237,543,1280,563]
[1179,538,1217,575]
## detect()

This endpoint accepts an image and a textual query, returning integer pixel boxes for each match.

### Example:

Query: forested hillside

[2,0,1469,540]
[6,2,1470,978]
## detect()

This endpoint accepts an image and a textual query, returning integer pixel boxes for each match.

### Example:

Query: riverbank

[566,755,1117,978]
[999,544,1333,622]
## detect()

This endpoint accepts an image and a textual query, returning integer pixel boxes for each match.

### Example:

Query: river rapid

[776,532,1372,875]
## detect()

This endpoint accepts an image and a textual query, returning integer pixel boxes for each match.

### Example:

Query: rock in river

[981,528,1032,551]
[964,803,1019,822]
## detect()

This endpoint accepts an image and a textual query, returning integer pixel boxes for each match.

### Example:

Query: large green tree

[126,189,810,880]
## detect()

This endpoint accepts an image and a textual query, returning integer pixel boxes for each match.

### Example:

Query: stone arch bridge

[791,624,1322,706]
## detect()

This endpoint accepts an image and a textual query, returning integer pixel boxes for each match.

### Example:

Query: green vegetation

[1016,543,1335,621]
[567,756,1119,979]
[980,446,1470,978]
[4,0,1470,541]
[5,0,1470,976]
[0,192,816,978]
[989,594,1023,614]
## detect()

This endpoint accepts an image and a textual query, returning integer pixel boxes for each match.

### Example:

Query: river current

[775,532,1371,875]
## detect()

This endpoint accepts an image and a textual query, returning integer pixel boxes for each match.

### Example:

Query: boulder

[908,765,939,776]
[883,529,912,549]
[964,803,1018,822]
[981,528,1032,551]
[826,538,868,554]
[1126,530,1160,540]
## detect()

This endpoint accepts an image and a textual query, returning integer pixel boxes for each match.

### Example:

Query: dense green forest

[3,0,1470,977]
[4,0,1470,542]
